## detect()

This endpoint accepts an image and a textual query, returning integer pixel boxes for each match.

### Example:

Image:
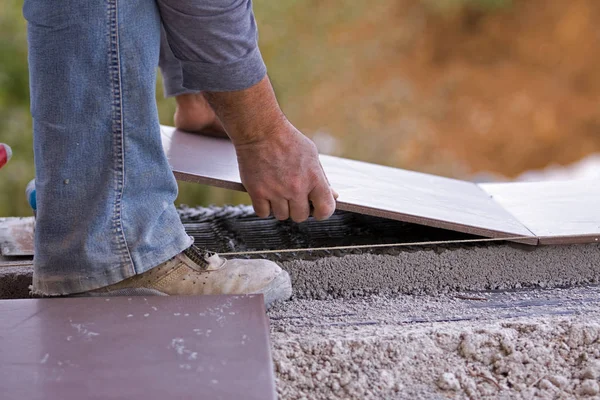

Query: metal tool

[217,236,533,256]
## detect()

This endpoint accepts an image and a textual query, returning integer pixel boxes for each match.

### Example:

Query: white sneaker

[83,245,292,308]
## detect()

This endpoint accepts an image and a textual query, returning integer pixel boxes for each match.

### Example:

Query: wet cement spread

[1,206,599,299]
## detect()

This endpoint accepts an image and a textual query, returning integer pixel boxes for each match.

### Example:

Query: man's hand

[235,121,336,222]
[204,76,337,222]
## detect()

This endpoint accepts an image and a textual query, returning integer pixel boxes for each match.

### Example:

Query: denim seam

[108,0,134,273]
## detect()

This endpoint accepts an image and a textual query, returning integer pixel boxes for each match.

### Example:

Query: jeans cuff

[31,235,193,296]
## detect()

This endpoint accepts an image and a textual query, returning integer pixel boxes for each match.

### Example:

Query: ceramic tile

[0,295,276,400]
[480,181,600,244]
[162,126,536,244]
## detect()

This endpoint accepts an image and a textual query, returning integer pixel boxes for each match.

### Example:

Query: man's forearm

[158,1,337,222]
[203,76,288,146]
[205,75,336,222]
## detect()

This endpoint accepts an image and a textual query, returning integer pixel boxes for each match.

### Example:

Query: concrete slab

[269,288,600,399]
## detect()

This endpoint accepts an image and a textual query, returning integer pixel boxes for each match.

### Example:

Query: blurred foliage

[0,0,31,217]
[4,0,598,218]
[424,0,512,12]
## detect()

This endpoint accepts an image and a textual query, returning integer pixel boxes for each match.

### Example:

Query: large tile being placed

[0,295,276,400]
[480,180,600,244]
[161,126,536,243]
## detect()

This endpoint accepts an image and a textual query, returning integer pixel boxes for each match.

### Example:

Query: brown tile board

[0,295,276,400]
[480,181,600,245]
[0,217,34,256]
[161,126,537,244]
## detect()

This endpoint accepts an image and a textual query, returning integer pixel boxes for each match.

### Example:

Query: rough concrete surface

[2,211,600,399]
[269,287,600,399]
[0,265,32,299]
[4,209,599,299]
[4,243,599,300]
[282,243,600,299]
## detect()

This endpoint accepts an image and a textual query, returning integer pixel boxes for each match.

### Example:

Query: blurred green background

[2,0,599,217]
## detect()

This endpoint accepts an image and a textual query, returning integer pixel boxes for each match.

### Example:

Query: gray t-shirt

[158,0,267,92]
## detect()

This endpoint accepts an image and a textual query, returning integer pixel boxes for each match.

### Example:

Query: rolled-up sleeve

[157,0,267,92]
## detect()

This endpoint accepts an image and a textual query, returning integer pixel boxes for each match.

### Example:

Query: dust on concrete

[269,289,600,399]
[282,243,600,299]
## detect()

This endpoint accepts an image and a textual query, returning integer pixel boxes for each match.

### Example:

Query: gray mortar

[3,206,599,299]
[281,243,600,299]
[0,266,33,299]
[1,243,599,299]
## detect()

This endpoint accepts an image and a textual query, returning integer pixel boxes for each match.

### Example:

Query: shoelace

[183,244,215,270]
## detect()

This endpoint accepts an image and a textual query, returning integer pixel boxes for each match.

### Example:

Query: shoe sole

[76,270,293,309]
[72,288,168,297]
[257,269,293,309]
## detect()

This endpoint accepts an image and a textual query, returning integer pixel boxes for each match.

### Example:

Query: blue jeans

[24,0,194,295]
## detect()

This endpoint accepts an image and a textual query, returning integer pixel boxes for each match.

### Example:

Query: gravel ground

[269,287,600,399]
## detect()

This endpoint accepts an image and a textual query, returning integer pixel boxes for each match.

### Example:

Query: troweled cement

[281,243,600,299]
[3,207,599,299]
[2,243,599,299]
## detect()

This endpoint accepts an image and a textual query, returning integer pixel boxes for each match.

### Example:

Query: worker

[23,0,337,306]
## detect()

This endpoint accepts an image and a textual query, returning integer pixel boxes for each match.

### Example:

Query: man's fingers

[251,197,271,218]
[318,160,339,202]
[289,198,311,223]
[270,199,290,221]
[309,184,336,221]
